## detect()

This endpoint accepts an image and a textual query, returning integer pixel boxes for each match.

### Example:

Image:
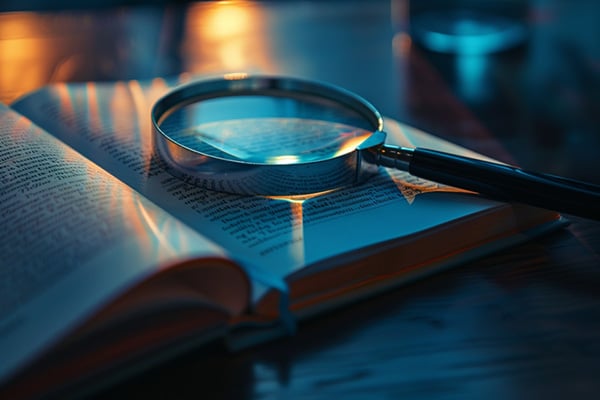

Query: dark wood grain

[1,1,598,398]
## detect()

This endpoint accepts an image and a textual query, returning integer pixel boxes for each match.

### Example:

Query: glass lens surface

[158,94,374,164]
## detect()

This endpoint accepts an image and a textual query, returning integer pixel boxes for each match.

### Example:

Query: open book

[0,77,562,398]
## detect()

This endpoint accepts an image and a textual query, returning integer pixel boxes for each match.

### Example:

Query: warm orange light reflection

[110,82,135,143]
[0,13,53,103]
[56,83,76,123]
[0,12,40,38]
[202,4,250,70]
[86,82,102,135]
[130,77,171,173]
[204,2,252,38]
[289,201,305,265]
[333,131,374,158]
[79,158,190,259]
[135,197,188,258]
[223,72,249,80]
[393,32,412,57]
[263,195,310,265]
[182,2,276,74]
[266,188,338,203]
[391,0,412,57]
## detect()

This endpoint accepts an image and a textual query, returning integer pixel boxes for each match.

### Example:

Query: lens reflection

[159,94,373,164]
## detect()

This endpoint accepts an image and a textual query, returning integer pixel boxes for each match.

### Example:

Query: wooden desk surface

[1,1,599,398]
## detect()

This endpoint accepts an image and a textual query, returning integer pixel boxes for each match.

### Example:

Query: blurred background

[1,0,599,183]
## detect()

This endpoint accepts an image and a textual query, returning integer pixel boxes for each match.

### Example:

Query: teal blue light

[413,10,527,54]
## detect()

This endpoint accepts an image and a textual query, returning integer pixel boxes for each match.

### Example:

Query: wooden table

[1,1,599,398]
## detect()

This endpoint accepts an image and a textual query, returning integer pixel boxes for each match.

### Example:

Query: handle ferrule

[377,145,414,171]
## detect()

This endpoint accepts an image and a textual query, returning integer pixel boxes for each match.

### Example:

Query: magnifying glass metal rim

[151,75,388,195]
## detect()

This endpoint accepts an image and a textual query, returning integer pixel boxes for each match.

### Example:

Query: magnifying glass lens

[158,94,374,164]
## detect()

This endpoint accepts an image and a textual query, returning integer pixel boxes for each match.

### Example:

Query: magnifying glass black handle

[380,146,600,220]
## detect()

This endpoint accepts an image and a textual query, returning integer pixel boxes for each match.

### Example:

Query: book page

[0,104,231,385]
[11,80,502,302]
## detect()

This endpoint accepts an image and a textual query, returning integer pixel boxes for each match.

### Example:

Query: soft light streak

[266,154,301,165]
[203,3,252,39]
[109,81,135,144]
[86,82,102,135]
[182,2,276,73]
[56,83,76,125]
[135,77,172,174]
[288,200,305,265]
[128,80,151,151]
[223,72,249,80]
[332,131,373,157]
[266,188,338,203]
[392,32,412,57]
[135,197,181,258]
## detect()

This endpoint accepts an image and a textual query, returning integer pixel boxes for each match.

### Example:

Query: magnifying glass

[152,75,600,220]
